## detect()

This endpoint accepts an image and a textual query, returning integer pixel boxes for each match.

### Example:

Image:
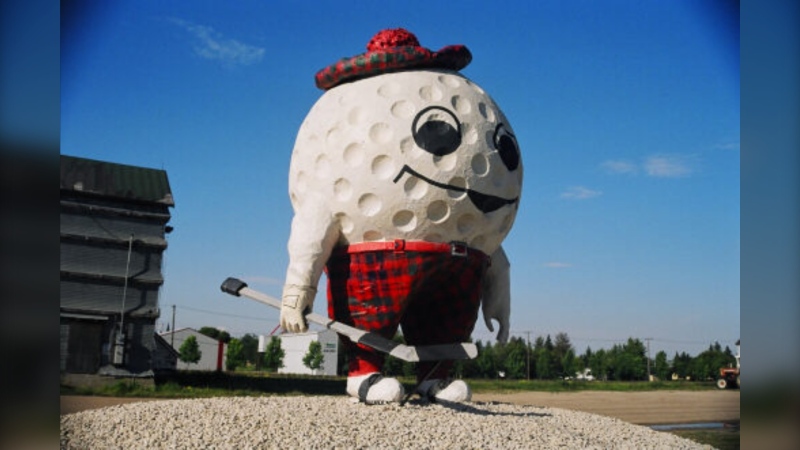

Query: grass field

[670,428,740,450]
[60,372,719,398]
[467,378,718,393]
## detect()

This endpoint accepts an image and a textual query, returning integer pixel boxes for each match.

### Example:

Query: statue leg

[401,250,487,402]
[326,250,409,403]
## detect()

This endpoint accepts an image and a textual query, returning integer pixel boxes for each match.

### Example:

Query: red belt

[336,239,477,257]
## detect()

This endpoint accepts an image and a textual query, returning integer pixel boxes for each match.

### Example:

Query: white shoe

[417,378,471,403]
[346,373,404,404]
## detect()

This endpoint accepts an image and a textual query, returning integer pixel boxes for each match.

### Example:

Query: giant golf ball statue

[280,29,523,403]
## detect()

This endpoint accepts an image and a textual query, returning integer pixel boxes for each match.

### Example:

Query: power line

[173,304,276,322]
[650,338,723,345]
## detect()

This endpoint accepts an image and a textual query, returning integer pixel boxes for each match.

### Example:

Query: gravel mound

[60,396,712,449]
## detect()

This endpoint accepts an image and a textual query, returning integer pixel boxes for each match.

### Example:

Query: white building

[575,368,595,381]
[277,329,338,376]
[160,328,227,371]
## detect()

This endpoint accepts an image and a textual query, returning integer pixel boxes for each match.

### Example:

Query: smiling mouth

[393,165,518,214]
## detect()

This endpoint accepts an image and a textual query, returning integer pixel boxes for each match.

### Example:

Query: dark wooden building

[60,155,174,379]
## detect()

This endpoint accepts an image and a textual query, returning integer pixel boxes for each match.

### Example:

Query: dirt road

[472,390,740,425]
[61,390,739,425]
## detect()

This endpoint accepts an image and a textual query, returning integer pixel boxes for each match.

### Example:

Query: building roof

[61,155,174,206]
[154,333,180,358]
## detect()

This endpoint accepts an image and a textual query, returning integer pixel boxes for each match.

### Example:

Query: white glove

[281,193,338,334]
[481,247,511,344]
[280,284,316,333]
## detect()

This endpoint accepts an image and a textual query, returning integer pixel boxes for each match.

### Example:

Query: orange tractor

[716,339,740,389]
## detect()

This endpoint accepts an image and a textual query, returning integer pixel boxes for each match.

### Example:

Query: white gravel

[60,396,713,449]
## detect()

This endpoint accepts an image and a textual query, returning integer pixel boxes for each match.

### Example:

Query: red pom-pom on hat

[315,28,471,90]
[366,28,421,51]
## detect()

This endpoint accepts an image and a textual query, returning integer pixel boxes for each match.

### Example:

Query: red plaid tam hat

[315,28,472,90]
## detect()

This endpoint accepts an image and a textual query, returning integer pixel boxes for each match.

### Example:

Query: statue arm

[281,195,339,333]
[481,246,511,343]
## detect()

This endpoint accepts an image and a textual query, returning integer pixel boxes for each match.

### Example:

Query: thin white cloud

[543,262,572,268]
[560,186,602,200]
[602,154,697,178]
[644,154,694,178]
[601,159,639,175]
[170,18,264,67]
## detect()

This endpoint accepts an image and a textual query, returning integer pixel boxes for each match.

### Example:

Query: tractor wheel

[716,378,728,389]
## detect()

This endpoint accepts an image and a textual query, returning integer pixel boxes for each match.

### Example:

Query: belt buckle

[450,241,468,257]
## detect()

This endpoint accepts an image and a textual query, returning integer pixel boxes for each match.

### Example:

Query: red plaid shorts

[325,241,489,376]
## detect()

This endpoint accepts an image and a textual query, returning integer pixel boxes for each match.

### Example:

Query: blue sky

[61,0,740,358]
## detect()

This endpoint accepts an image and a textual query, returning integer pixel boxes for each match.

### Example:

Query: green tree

[303,340,325,372]
[553,332,573,377]
[604,344,621,380]
[383,351,403,377]
[263,336,285,372]
[535,347,552,379]
[688,342,736,381]
[225,338,244,371]
[383,333,414,377]
[199,326,231,343]
[581,346,593,371]
[178,335,202,366]
[526,341,537,379]
[612,338,647,381]
[239,333,259,366]
[561,348,578,379]
[456,338,481,379]
[544,335,558,378]
[528,336,543,379]
[653,350,670,381]
[475,340,498,378]
[671,352,692,379]
[589,348,609,381]
[501,337,528,379]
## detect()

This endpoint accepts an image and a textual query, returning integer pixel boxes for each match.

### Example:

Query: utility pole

[171,304,176,347]
[645,337,652,381]
[113,234,134,365]
[120,234,134,332]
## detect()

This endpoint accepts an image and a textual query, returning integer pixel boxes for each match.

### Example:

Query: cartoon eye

[412,106,462,156]
[494,124,520,171]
